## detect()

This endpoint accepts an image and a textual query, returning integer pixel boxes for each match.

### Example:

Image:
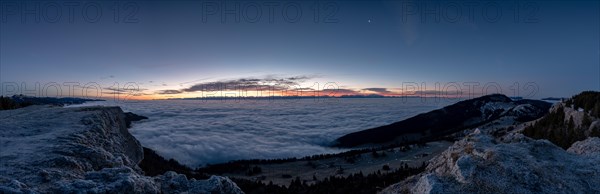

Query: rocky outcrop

[124,112,149,128]
[0,105,243,194]
[381,129,600,194]
[333,94,551,147]
[567,137,600,156]
[522,98,600,149]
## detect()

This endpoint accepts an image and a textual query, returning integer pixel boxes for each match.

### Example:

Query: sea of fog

[71,98,454,167]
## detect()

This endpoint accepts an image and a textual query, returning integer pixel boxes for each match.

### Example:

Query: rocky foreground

[0,105,243,193]
[382,130,600,194]
[382,92,600,194]
[1,93,598,194]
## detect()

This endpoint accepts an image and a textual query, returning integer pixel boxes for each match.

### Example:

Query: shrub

[382,164,391,171]
[281,174,293,179]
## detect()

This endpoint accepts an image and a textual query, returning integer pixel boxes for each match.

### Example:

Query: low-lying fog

[72,98,452,167]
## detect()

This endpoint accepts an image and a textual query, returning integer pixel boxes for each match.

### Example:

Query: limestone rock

[382,131,600,194]
[0,106,243,194]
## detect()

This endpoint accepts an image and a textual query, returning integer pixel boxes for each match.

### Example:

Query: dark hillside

[334,94,551,147]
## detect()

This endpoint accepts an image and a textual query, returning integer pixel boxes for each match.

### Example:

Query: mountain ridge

[382,91,600,194]
[333,94,551,147]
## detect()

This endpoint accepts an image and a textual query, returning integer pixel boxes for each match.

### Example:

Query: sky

[0,0,599,100]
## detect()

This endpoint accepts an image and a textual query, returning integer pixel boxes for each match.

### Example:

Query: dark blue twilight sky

[0,0,598,99]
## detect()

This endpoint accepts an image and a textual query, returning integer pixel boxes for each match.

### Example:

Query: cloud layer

[159,76,315,95]
[74,99,450,167]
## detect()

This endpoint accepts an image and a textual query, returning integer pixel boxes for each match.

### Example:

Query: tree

[382,164,391,171]
[591,125,600,137]
[568,116,575,130]
[594,103,600,118]
[582,114,592,129]
[0,96,17,110]
[371,150,379,158]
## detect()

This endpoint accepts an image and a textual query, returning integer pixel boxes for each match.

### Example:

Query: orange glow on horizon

[111,89,473,100]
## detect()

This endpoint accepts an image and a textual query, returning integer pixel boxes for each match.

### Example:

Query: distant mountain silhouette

[0,95,103,110]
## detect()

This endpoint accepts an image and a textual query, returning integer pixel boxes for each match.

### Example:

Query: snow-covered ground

[0,105,243,193]
[382,129,600,194]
